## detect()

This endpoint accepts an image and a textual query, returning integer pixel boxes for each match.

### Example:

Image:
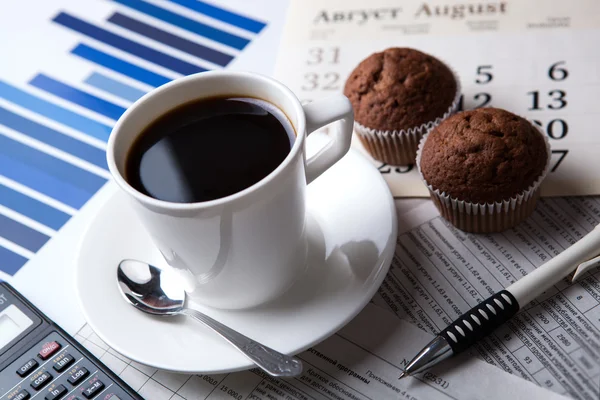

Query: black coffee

[125,96,294,203]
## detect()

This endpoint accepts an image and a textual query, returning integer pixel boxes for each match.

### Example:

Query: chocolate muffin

[344,47,460,165]
[417,107,550,233]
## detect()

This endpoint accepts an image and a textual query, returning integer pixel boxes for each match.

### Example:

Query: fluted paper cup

[416,123,552,233]
[354,68,461,166]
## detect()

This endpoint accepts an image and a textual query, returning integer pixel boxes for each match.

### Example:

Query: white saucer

[75,142,397,374]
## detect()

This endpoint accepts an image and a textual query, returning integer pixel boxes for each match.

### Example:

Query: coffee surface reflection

[125,97,295,203]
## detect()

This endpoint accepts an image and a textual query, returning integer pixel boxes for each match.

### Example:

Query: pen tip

[398,371,407,380]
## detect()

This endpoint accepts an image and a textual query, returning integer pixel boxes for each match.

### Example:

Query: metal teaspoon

[116,259,303,377]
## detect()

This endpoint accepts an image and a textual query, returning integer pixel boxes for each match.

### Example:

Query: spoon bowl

[116,259,303,377]
[117,259,184,315]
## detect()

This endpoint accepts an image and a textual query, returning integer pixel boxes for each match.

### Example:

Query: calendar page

[274,0,600,198]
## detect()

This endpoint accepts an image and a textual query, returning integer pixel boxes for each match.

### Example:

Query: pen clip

[572,254,600,282]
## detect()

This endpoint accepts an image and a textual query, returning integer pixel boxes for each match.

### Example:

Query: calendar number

[302,72,340,91]
[378,163,414,174]
[548,90,568,110]
[303,73,317,91]
[532,119,568,140]
[474,93,492,108]
[475,65,493,84]
[323,73,340,90]
[548,61,568,81]
[550,150,568,172]
[306,47,340,65]
[457,93,492,111]
[527,90,567,111]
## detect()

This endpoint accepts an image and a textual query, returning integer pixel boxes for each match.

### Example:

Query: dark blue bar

[112,0,249,50]
[0,246,28,276]
[72,44,170,88]
[108,12,232,66]
[0,184,70,230]
[53,12,206,75]
[30,74,125,121]
[0,132,106,195]
[0,80,111,142]
[0,214,49,253]
[0,106,107,170]
[167,0,266,34]
[0,152,92,209]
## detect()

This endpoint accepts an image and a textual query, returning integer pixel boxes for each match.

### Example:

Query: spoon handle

[180,308,303,377]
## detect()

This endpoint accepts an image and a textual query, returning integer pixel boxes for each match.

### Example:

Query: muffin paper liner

[416,123,552,233]
[354,67,462,166]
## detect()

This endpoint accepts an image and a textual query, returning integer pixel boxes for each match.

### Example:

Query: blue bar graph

[0,152,95,209]
[85,73,145,103]
[0,0,266,275]
[72,44,170,88]
[0,80,111,142]
[167,0,266,34]
[0,133,106,195]
[111,0,249,50]
[53,13,206,76]
[108,13,233,66]
[0,246,28,276]
[0,106,107,170]
[30,74,126,121]
[0,214,49,253]
[0,184,69,231]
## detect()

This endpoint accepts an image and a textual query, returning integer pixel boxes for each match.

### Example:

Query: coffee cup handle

[302,94,354,184]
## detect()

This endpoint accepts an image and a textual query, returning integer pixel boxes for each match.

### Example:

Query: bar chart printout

[0,0,269,278]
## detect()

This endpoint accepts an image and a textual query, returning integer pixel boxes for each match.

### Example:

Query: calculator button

[31,371,53,390]
[45,384,68,400]
[11,389,31,400]
[82,381,104,399]
[17,359,39,377]
[53,353,75,372]
[67,367,89,386]
[39,341,61,360]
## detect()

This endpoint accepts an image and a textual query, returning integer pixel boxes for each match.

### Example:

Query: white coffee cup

[107,71,354,309]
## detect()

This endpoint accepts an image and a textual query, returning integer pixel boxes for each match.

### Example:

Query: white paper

[372,198,600,398]
[273,0,600,197]
[74,304,564,400]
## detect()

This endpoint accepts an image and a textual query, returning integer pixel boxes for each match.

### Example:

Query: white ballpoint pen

[399,223,600,379]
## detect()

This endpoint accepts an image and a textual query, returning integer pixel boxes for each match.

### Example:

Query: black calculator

[0,282,143,400]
